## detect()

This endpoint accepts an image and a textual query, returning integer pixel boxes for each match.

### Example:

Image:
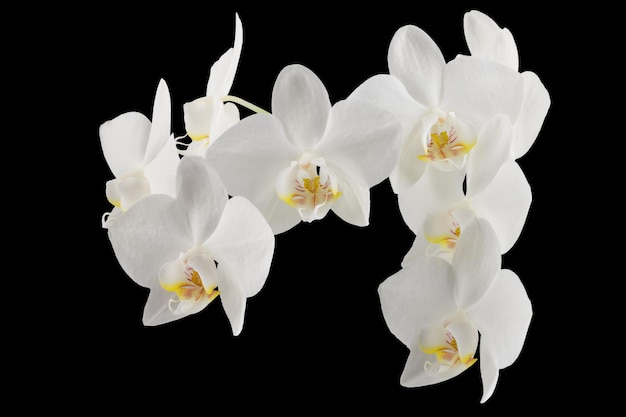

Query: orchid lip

[276,156,342,222]
[416,112,477,171]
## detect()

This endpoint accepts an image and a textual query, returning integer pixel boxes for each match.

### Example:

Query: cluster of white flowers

[100,10,549,403]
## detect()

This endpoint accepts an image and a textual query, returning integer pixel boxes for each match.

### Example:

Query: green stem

[222,95,270,114]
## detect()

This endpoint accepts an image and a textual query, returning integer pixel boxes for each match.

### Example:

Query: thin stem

[222,95,270,114]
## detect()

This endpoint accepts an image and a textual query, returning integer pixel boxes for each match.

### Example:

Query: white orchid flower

[100,78,179,227]
[205,64,403,235]
[350,24,525,194]
[463,10,551,158]
[181,13,245,155]
[107,156,275,335]
[378,217,532,403]
[399,153,532,258]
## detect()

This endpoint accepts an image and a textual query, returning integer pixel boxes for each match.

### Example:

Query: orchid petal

[192,253,247,336]
[210,101,240,142]
[471,160,531,254]
[469,269,533,368]
[115,176,151,211]
[144,134,180,197]
[391,113,434,193]
[142,285,181,326]
[144,79,171,164]
[468,269,533,402]
[175,156,228,243]
[258,188,303,235]
[400,235,429,268]
[206,13,243,98]
[205,196,275,298]
[205,113,298,197]
[400,348,464,387]
[107,194,190,288]
[100,111,150,177]
[477,341,500,403]
[378,256,456,348]
[272,64,331,150]
[397,166,465,235]
[513,71,551,158]
[452,217,501,310]
[348,74,428,131]
[442,55,524,130]
[463,10,518,70]
[325,162,371,227]
[466,114,513,196]
[464,10,504,58]
[316,98,402,188]
[388,25,445,106]
[183,97,216,141]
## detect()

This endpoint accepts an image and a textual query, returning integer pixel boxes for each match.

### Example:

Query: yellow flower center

[161,264,219,304]
[417,114,477,170]
[427,332,477,368]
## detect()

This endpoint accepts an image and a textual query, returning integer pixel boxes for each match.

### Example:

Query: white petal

[315,98,403,188]
[489,29,519,70]
[512,71,551,158]
[466,114,513,197]
[469,269,533,402]
[378,256,456,348]
[397,165,465,235]
[388,25,445,106]
[468,269,533,369]
[176,156,229,243]
[206,13,243,98]
[348,74,428,132]
[205,113,297,197]
[107,194,190,288]
[257,189,302,235]
[205,196,275,298]
[452,217,501,309]
[390,115,433,193]
[326,163,371,227]
[115,175,151,211]
[209,101,240,142]
[142,285,181,326]
[478,340,500,403]
[463,10,519,70]
[100,111,151,177]
[144,134,180,197]
[272,64,331,150]
[400,235,429,268]
[400,348,468,388]
[442,55,524,130]
[471,160,531,254]
[144,79,172,164]
[183,97,216,141]
[464,10,503,58]
[194,253,247,336]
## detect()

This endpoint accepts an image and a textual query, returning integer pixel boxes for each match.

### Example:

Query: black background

[33,2,604,413]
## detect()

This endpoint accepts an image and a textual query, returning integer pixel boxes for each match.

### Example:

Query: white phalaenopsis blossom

[100,79,179,227]
[378,217,532,403]
[107,155,275,335]
[463,10,551,158]
[350,23,525,194]
[181,13,243,155]
[399,154,532,257]
[205,64,403,234]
